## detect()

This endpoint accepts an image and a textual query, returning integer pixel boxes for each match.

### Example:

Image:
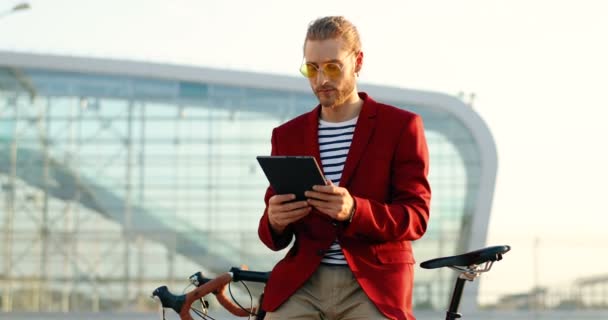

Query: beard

[314,76,356,109]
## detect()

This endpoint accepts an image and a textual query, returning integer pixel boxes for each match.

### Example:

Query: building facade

[0,51,497,313]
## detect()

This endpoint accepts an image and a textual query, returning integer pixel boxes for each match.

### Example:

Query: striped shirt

[318,116,357,265]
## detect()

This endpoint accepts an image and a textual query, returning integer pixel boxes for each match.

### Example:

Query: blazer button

[331,221,338,227]
[316,249,325,256]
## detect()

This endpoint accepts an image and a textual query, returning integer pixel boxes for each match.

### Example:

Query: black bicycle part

[420,245,511,320]
[189,271,209,287]
[190,268,270,287]
[257,293,267,319]
[152,285,186,314]
[445,277,466,320]
[229,267,270,283]
[420,245,510,269]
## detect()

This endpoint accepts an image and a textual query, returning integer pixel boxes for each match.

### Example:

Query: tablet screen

[256,156,327,201]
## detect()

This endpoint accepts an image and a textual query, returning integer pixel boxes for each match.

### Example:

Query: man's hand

[268,194,311,235]
[305,181,354,222]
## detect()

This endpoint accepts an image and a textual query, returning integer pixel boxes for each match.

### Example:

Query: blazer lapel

[303,105,324,173]
[340,96,377,187]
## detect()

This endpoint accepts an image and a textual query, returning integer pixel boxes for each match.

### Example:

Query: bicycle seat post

[445,275,468,320]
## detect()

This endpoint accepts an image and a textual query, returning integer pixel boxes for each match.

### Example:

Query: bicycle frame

[152,245,510,320]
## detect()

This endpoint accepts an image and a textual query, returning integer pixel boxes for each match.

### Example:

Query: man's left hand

[305,181,354,222]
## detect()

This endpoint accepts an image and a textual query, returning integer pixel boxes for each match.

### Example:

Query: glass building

[0,50,497,313]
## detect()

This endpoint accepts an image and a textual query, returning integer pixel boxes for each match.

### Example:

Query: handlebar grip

[230,267,270,283]
[151,286,185,314]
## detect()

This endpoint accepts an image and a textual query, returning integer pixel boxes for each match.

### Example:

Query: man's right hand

[268,194,311,235]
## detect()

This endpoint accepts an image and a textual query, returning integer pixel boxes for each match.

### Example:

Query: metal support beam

[136,102,146,309]
[37,96,51,311]
[2,96,18,312]
[123,100,134,308]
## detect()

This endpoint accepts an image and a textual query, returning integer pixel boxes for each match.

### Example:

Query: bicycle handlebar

[153,245,510,320]
[230,267,271,283]
[152,268,270,320]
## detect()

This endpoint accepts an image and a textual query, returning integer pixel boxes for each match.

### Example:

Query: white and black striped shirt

[318,116,357,265]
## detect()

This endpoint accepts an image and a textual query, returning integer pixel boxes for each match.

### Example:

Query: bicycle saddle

[420,245,510,269]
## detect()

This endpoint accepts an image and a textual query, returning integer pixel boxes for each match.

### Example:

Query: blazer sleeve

[258,128,294,250]
[342,114,431,242]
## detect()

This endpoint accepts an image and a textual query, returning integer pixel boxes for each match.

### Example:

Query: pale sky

[2,0,608,303]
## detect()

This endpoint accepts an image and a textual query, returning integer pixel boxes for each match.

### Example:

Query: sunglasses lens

[300,62,343,79]
[300,63,317,78]
[323,63,342,79]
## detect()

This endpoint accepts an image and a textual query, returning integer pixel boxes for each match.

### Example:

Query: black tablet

[256,156,327,201]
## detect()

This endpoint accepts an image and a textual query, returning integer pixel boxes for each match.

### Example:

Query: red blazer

[258,92,431,320]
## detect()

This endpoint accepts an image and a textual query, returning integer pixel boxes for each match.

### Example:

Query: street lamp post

[0,2,31,19]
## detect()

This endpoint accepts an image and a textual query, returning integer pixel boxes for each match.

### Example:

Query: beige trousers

[264,264,388,320]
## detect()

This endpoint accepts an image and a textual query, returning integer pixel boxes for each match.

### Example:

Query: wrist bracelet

[346,201,356,224]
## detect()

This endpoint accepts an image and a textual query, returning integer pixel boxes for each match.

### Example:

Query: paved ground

[4,310,608,319]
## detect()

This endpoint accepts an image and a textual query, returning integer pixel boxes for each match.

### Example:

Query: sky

[1,0,608,303]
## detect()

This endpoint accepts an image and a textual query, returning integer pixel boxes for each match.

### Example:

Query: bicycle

[152,245,510,320]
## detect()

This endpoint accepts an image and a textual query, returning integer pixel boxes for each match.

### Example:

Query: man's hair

[304,16,361,54]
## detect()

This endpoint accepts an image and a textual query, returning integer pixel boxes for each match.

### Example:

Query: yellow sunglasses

[299,52,357,79]
[299,61,345,79]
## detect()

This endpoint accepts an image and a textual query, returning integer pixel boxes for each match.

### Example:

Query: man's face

[303,38,358,108]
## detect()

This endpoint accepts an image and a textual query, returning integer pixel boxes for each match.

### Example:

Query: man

[258,16,431,320]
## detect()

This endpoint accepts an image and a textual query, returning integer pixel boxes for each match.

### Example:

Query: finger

[269,194,296,204]
[279,200,309,212]
[277,207,311,224]
[305,190,340,202]
[307,198,339,211]
[313,206,338,219]
[312,184,340,194]
[271,202,310,218]
[287,206,312,219]
[270,200,308,213]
